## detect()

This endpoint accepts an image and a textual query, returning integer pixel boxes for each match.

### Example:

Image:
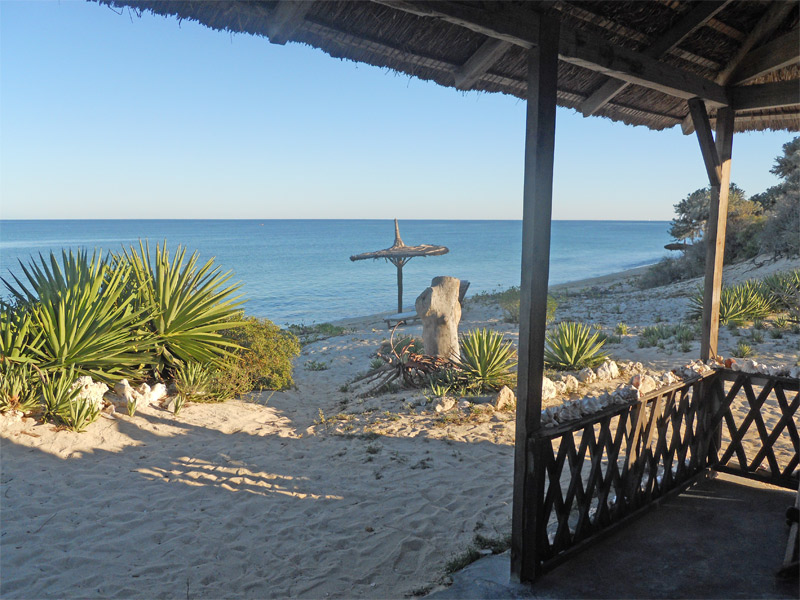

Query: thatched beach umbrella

[350,219,448,313]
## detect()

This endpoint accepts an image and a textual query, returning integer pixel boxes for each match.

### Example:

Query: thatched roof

[350,219,448,263]
[96,1,798,133]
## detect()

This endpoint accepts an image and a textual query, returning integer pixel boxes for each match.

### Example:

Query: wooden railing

[528,369,799,573]
[706,369,799,489]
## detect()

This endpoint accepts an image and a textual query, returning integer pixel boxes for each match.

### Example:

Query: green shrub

[62,395,101,433]
[761,270,800,313]
[39,366,80,422]
[732,341,753,358]
[474,287,556,325]
[615,322,629,336]
[544,322,608,371]
[219,316,300,391]
[286,322,348,345]
[175,362,213,399]
[638,256,701,289]
[304,360,329,371]
[751,330,765,344]
[0,302,43,367]
[688,281,775,325]
[3,250,151,381]
[773,316,789,330]
[456,329,517,392]
[0,362,41,413]
[118,241,244,377]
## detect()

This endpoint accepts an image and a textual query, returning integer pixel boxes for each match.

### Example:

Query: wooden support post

[511,14,560,584]
[396,262,403,313]
[688,100,734,361]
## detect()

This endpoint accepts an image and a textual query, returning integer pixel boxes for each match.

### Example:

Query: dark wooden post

[688,100,735,361]
[396,260,404,313]
[511,13,560,584]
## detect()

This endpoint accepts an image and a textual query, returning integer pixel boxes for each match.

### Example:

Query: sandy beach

[2,256,798,599]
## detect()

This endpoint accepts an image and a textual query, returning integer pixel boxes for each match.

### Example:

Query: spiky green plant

[0,362,41,413]
[688,281,776,325]
[457,329,517,392]
[118,241,244,376]
[0,301,43,366]
[761,269,800,312]
[732,341,753,359]
[62,395,101,433]
[615,322,629,336]
[126,397,138,417]
[173,394,185,416]
[39,366,81,422]
[544,322,608,371]
[175,362,213,399]
[3,250,151,381]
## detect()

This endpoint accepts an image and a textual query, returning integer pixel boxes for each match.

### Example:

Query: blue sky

[0,0,794,220]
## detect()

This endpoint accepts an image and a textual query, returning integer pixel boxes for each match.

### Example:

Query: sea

[0,220,671,325]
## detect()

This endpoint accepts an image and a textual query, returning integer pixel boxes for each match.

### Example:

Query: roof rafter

[266,0,313,45]
[731,29,800,85]
[731,80,800,111]
[453,38,512,90]
[371,0,729,106]
[580,0,730,117]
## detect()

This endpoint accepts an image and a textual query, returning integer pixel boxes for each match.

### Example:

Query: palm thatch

[350,219,448,312]
[95,1,799,133]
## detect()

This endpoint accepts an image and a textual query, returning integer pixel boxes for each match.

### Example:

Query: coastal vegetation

[455,328,517,392]
[472,286,557,325]
[544,321,608,371]
[0,242,300,424]
[640,137,799,290]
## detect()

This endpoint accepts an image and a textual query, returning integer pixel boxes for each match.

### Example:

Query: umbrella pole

[396,262,403,313]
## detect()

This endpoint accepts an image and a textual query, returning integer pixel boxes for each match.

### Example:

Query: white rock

[494,386,516,411]
[789,366,800,380]
[577,368,596,383]
[541,406,557,427]
[562,375,580,393]
[661,371,678,386]
[457,399,471,410]
[553,381,567,396]
[739,359,758,374]
[580,396,602,415]
[146,383,168,404]
[136,382,151,397]
[541,377,557,401]
[71,376,109,410]
[3,409,24,422]
[639,375,658,395]
[595,360,619,381]
[434,397,457,413]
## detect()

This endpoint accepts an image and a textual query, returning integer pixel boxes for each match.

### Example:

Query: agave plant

[39,366,81,422]
[118,241,244,376]
[688,280,775,325]
[0,361,41,413]
[544,321,608,371]
[456,328,517,392]
[175,361,213,399]
[761,269,800,314]
[3,250,151,380]
[0,301,43,366]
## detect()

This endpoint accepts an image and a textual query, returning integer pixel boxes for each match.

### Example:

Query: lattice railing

[706,369,799,489]
[528,369,800,573]
[531,375,716,568]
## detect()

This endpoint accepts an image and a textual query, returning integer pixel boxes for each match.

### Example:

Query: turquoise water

[0,220,671,324]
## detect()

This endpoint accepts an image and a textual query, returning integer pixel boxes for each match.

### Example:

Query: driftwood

[350,324,455,397]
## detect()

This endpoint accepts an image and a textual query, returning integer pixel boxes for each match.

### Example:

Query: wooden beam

[372,1,729,106]
[731,29,800,85]
[454,38,512,90]
[688,98,721,187]
[267,0,313,45]
[700,107,735,361]
[731,80,800,111]
[511,14,559,585]
[715,2,795,84]
[580,0,729,116]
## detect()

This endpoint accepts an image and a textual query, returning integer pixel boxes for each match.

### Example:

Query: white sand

[2,256,798,598]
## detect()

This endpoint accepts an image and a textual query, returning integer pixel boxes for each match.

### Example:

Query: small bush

[732,341,753,358]
[638,257,698,289]
[751,330,765,344]
[761,270,800,314]
[544,322,608,371]
[175,362,213,399]
[0,362,41,413]
[688,281,775,325]
[615,322,629,336]
[287,322,348,345]
[457,329,517,392]
[304,360,329,371]
[220,316,300,391]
